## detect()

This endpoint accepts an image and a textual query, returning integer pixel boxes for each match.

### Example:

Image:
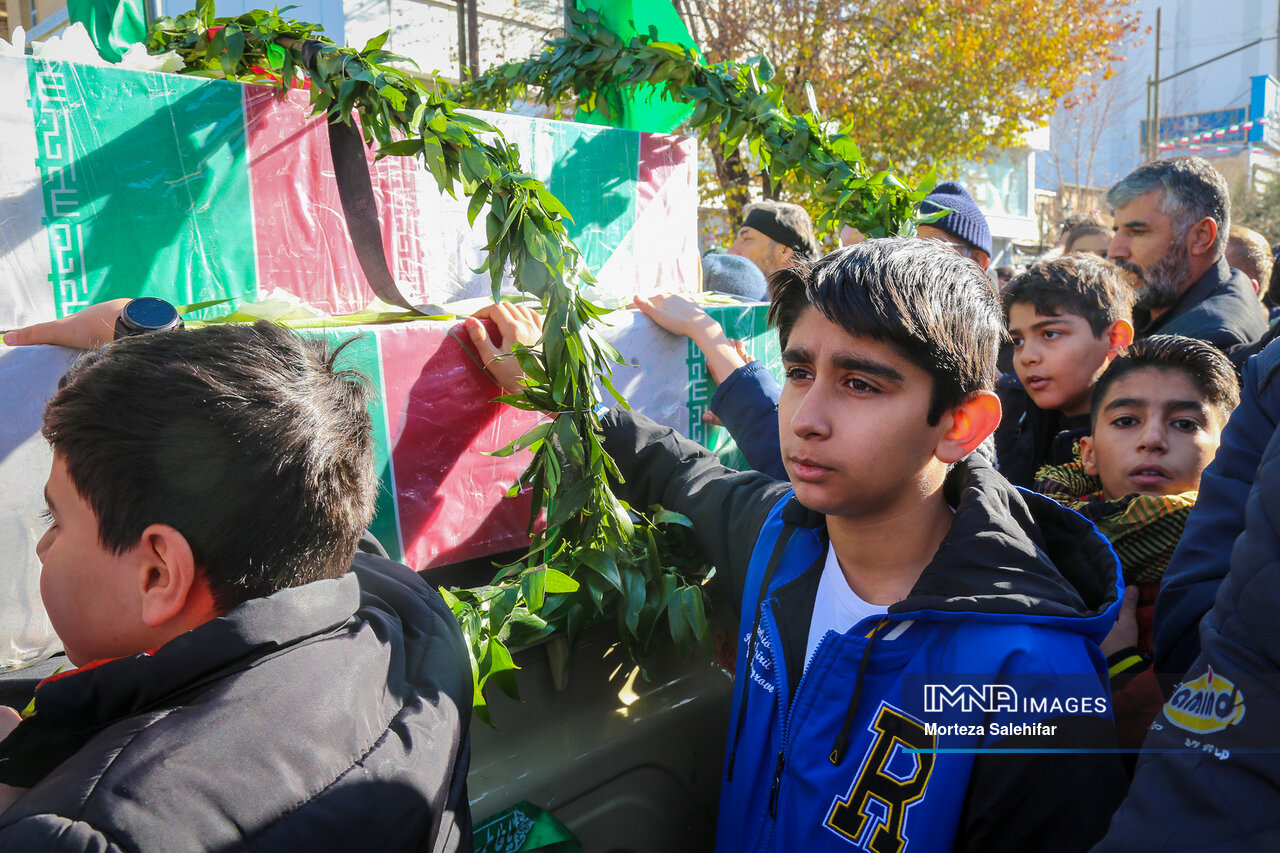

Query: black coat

[1137,256,1268,351]
[0,553,472,852]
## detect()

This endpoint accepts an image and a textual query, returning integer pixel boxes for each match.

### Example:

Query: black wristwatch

[113,298,184,340]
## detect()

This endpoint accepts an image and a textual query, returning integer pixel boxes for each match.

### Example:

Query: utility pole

[1152,7,1161,160]
[1145,11,1279,162]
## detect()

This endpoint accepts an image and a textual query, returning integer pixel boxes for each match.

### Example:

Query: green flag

[575,0,697,134]
[66,0,147,62]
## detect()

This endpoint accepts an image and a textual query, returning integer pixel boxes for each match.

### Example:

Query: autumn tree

[674,0,1142,226]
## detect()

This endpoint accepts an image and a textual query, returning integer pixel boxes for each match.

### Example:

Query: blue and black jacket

[602,408,1127,852]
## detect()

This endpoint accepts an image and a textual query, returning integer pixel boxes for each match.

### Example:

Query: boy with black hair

[0,322,472,850]
[996,255,1136,486]
[1034,335,1238,753]
[470,238,1127,853]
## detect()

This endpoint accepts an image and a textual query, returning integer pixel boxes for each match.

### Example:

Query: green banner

[575,0,697,134]
[65,0,147,62]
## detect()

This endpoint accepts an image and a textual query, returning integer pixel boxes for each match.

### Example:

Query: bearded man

[1107,156,1267,353]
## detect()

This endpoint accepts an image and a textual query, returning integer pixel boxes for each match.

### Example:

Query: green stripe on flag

[27,60,257,320]
[299,328,403,562]
[542,122,639,274]
[687,304,780,470]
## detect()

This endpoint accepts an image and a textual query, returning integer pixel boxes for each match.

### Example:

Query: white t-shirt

[804,544,889,668]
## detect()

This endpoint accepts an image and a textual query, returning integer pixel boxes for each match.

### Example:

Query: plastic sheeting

[0,304,781,668]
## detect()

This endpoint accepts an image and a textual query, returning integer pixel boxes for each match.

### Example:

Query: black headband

[744,208,808,255]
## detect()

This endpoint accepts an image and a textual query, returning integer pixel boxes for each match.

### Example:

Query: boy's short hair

[1089,334,1240,427]
[1002,255,1136,337]
[767,237,1001,425]
[1226,224,1272,292]
[42,321,378,611]
[1063,223,1110,254]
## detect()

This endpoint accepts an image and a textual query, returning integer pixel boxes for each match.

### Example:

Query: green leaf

[543,567,580,593]
[578,548,623,593]
[521,567,546,612]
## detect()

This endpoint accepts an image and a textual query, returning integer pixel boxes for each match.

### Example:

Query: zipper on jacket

[768,748,786,817]
[726,524,797,782]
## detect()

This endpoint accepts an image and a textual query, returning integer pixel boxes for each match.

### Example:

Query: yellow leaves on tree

[681,0,1142,181]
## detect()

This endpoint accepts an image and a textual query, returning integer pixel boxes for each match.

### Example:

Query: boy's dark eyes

[844,377,878,394]
[1042,329,1061,340]
[784,366,813,383]
[1009,335,1024,348]
[1110,415,1139,428]
[1171,418,1201,432]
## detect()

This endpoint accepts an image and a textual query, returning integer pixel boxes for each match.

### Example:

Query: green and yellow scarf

[1034,451,1196,587]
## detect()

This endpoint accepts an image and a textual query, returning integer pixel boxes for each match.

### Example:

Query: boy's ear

[134,524,206,629]
[935,390,1002,463]
[1105,319,1134,360]
[1079,436,1099,477]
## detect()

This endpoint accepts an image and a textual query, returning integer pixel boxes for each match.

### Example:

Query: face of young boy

[37,453,147,666]
[1007,303,1115,418]
[778,307,951,519]
[1081,367,1225,500]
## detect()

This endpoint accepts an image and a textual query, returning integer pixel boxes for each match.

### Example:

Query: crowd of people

[0,152,1277,850]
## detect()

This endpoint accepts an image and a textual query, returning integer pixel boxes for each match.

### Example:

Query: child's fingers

[1121,585,1140,612]
[464,318,503,366]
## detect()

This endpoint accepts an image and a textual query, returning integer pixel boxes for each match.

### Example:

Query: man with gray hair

[728,200,821,277]
[1107,156,1267,351]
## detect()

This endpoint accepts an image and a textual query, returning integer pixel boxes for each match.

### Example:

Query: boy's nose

[1138,423,1168,451]
[789,388,832,439]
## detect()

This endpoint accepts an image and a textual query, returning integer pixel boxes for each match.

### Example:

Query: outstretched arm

[2,299,130,349]
[466,303,789,606]
[632,293,749,384]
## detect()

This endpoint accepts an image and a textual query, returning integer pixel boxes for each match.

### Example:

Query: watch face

[123,297,180,331]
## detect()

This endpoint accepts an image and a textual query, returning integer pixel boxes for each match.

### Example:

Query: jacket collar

[775,452,1119,623]
[0,573,359,787]
[1141,255,1233,335]
[901,452,1120,621]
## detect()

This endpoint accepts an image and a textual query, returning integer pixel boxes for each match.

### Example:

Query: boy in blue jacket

[471,238,1128,852]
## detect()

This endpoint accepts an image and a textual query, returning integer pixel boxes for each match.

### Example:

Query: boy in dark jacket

[1092,365,1280,853]
[471,239,1128,852]
[0,323,472,851]
[995,255,1135,486]
[1033,335,1238,755]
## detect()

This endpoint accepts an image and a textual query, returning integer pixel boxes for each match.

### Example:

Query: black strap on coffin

[299,39,418,313]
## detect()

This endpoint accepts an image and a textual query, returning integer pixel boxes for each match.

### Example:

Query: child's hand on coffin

[466,302,543,394]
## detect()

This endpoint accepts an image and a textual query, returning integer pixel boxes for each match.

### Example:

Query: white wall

[1041,0,1280,193]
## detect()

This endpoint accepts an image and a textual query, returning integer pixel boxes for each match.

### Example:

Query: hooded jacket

[601,409,1127,853]
[0,553,472,852]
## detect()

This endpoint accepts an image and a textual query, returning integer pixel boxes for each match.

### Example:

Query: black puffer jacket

[0,553,472,852]
[1093,410,1280,851]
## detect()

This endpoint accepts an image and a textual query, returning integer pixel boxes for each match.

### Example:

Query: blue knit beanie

[919,181,992,257]
[702,252,769,301]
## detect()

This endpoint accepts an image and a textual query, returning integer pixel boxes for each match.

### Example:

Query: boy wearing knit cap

[1034,335,1238,757]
